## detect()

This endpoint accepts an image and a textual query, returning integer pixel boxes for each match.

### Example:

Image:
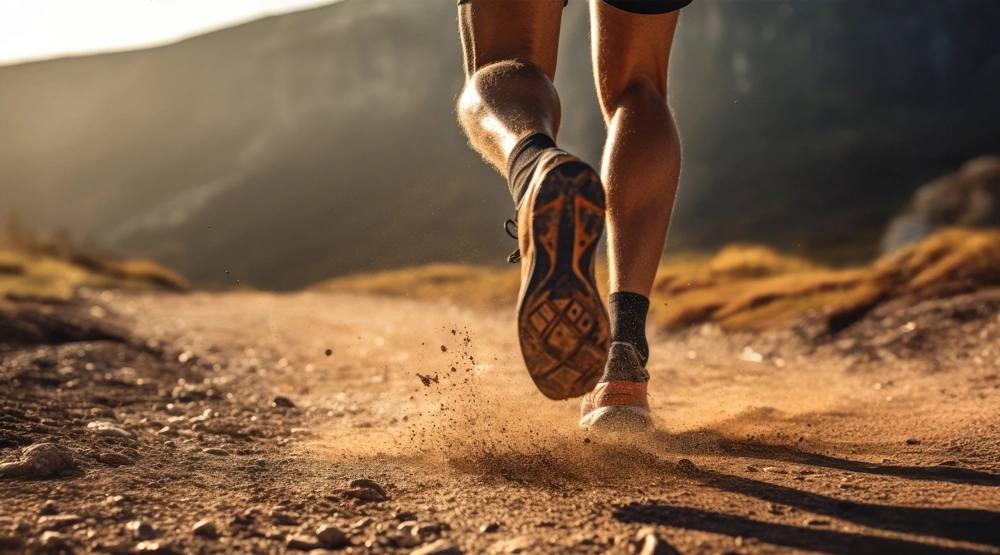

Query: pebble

[38,515,83,530]
[272,396,296,408]
[88,421,134,438]
[745,465,759,472]
[0,443,74,479]
[349,478,387,497]
[906,438,922,445]
[675,459,698,473]
[316,525,347,547]
[351,517,373,529]
[202,448,230,456]
[39,500,58,515]
[98,452,135,466]
[806,519,831,526]
[127,520,156,540]
[411,539,461,555]
[192,519,218,538]
[270,510,299,526]
[479,523,500,534]
[40,531,68,550]
[287,534,323,551]
[762,466,788,474]
[343,487,386,502]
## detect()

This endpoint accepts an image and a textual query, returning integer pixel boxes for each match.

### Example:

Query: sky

[0,0,341,66]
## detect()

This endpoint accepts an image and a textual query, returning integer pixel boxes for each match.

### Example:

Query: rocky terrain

[1,285,999,554]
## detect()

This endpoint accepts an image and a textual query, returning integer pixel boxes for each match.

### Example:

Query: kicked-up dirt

[1,287,1000,554]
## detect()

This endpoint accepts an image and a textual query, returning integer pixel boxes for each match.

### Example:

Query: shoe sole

[517,161,609,400]
[579,406,653,433]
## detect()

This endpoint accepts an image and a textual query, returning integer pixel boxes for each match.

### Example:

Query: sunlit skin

[457,0,681,298]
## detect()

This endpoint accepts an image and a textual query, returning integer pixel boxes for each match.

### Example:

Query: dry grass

[310,228,1000,333]
[0,218,188,301]
[308,263,522,308]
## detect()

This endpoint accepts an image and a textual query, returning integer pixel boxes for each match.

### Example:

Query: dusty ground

[2,288,1000,554]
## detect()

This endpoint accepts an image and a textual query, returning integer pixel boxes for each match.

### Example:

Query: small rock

[202,448,229,456]
[762,466,788,474]
[806,519,831,526]
[745,465,759,472]
[675,459,697,473]
[390,530,422,548]
[479,523,500,534]
[906,438,922,445]
[351,517,373,529]
[632,527,677,555]
[0,443,74,478]
[164,441,176,448]
[40,531,68,549]
[411,539,461,555]
[38,514,83,530]
[343,487,386,502]
[98,452,134,466]
[287,534,323,551]
[270,510,299,526]
[393,511,418,521]
[156,426,177,436]
[88,421,134,438]
[128,520,157,541]
[271,396,296,408]
[192,519,217,538]
[316,525,347,547]
[489,536,534,554]
[40,500,58,515]
[349,478,387,497]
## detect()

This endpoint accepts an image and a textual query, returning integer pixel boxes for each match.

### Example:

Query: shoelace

[504,219,520,263]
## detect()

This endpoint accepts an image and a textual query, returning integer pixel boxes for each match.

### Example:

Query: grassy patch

[309,228,1000,333]
[0,221,188,301]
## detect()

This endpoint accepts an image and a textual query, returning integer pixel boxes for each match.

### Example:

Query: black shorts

[458,0,692,15]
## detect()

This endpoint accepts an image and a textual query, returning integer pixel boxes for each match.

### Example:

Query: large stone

[0,443,74,478]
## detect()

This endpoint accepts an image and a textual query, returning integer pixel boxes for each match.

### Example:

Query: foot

[515,149,609,400]
[579,342,653,432]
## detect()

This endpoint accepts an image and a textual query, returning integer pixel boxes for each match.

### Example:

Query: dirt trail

[2,290,1000,554]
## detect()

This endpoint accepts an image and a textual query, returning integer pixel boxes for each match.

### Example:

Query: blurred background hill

[2,0,1000,290]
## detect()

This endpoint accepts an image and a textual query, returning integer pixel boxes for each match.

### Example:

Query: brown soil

[2,288,999,554]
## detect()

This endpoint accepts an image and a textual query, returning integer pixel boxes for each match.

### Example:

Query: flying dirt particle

[225,270,229,274]
[440,345,447,352]
[325,349,333,356]
[451,367,456,372]
[451,330,456,335]
[236,280,240,284]
[734,100,739,104]
[417,373,439,387]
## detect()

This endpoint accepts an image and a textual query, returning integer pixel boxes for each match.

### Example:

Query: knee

[458,59,559,115]
[600,76,668,123]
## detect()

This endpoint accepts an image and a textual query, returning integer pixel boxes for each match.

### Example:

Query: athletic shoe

[510,150,609,400]
[579,342,653,432]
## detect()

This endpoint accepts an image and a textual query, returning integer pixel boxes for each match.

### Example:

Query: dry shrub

[0,215,188,300]
[650,228,1000,332]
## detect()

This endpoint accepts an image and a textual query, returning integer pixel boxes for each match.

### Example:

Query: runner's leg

[591,2,682,298]
[457,0,565,207]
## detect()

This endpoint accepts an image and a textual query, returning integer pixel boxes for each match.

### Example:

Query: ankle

[608,292,650,363]
[507,133,557,209]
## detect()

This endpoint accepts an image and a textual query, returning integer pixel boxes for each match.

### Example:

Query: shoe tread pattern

[517,161,609,400]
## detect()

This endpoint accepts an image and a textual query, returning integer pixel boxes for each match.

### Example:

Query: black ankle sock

[507,133,557,209]
[609,292,650,363]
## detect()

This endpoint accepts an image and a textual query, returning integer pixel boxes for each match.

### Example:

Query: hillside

[2,0,999,289]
